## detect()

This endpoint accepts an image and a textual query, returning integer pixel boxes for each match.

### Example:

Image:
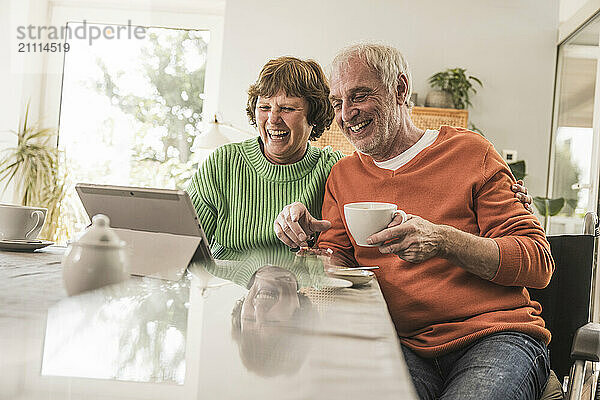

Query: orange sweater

[318,126,554,357]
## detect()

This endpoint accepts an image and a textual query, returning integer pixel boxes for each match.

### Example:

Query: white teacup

[344,202,407,247]
[0,204,47,241]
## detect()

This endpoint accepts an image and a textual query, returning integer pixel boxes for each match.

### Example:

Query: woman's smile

[256,90,312,164]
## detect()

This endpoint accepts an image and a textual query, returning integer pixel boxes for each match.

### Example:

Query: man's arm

[315,176,358,267]
[274,171,533,249]
[369,144,553,289]
[370,215,500,280]
[438,225,499,280]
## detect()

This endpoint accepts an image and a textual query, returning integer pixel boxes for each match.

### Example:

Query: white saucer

[0,239,54,252]
[326,269,375,287]
[319,276,353,289]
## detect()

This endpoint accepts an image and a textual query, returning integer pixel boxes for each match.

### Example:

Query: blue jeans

[401,332,550,400]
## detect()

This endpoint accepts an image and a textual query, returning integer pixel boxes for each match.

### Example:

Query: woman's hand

[512,180,533,213]
[274,202,332,248]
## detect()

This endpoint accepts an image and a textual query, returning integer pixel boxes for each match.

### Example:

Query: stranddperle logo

[16,20,146,52]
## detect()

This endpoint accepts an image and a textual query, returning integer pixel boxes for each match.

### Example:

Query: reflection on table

[230,264,315,377]
[42,278,188,383]
[1,246,416,399]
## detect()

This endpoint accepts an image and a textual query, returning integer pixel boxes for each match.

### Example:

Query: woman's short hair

[246,56,334,140]
[331,43,413,107]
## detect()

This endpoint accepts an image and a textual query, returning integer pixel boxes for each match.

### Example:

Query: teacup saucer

[0,239,54,252]
[326,268,375,286]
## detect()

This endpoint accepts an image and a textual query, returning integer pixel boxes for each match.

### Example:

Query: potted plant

[426,68,482,109]
[507,160,576,231]
[0,102,67,241]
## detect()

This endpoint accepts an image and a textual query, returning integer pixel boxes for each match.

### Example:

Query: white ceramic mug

[343,202,407,247]
[0,204,47,241]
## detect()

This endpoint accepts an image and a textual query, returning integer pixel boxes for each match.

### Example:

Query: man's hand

[367,214,444,263]
[367,213,500,280]
[274,202,332,248]
[512,179,533,213]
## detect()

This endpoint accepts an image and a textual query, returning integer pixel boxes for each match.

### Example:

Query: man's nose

[341,102,358,123]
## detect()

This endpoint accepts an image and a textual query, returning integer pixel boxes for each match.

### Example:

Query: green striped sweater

[186,137,343,260]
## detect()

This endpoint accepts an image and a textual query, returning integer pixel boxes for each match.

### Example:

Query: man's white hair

[331,43,413,106]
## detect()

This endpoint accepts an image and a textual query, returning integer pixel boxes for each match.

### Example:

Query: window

[59,22,212,233]
[548,14,600,234]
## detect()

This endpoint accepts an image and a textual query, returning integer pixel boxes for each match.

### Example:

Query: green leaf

[565,198,578,209]
[533,197,565,216]
[427,68,482,110]
[468,76,483,87]
[21,100,30,136]
[508,160,526,181]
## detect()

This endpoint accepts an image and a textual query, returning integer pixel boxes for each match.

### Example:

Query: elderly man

[274,44,553,400]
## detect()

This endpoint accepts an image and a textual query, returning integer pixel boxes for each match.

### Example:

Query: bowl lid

[75,214,124,248]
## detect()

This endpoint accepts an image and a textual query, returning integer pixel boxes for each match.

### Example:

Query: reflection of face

[255,91,312,165]
[241,265,300,331]
[329,60,401,159]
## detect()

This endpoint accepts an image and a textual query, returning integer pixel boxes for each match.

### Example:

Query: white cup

[0,204,47,241]
[343,202,407,247]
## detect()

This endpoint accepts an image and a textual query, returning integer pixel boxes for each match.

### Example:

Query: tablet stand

[114,228,213,281]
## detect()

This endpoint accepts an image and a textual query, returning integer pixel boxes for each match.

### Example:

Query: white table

[0,246,416,400]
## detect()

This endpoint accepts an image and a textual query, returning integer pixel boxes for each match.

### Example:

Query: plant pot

[424,90,454,109]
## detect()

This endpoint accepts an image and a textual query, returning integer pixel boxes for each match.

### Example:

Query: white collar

[373,129,439,171]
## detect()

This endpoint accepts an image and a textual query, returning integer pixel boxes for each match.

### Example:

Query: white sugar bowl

[62,214,129,296]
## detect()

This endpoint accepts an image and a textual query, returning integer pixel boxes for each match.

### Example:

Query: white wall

[218,0,559,197]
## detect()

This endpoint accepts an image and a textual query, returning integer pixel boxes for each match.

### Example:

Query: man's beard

[347,107,399,159]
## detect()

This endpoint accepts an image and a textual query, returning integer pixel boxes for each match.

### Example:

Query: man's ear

[396,74,409,105]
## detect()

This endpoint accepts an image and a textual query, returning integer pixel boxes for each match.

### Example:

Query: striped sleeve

[186,148,223,244]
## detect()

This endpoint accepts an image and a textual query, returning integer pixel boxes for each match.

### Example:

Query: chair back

[529,234,596,379]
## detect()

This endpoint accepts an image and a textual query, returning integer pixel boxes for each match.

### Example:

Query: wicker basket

[312,107,469,155]
[312,121,354,155]
[410,106,468,131]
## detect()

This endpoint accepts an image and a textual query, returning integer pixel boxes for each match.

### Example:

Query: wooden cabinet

[313,107,468,155]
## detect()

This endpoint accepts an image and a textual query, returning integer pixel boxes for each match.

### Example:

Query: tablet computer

[75,183,213,280]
